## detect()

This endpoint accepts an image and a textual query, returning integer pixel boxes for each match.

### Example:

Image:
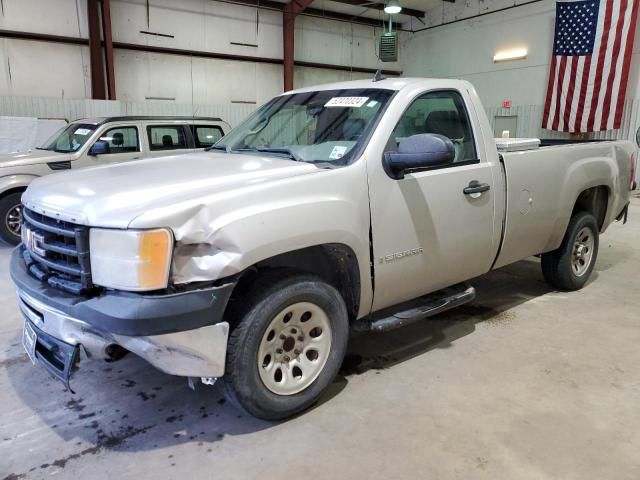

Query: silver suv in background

[0,116,231,244]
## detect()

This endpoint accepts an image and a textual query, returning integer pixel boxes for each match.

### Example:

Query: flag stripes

[542,0,639,133]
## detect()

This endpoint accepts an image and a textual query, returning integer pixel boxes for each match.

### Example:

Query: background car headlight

[89,228,173,291]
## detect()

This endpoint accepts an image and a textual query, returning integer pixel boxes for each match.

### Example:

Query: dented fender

[170,197,367,283]
[128,160,374,317]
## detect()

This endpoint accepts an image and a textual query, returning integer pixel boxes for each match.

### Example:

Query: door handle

[463,182,491,195]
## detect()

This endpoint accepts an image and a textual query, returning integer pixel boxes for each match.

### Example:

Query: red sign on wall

[502,100,512,108]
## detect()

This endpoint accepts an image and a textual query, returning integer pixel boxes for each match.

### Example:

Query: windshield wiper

[209,144,232,153]
[255,147,303,162]
[35,147,51,151]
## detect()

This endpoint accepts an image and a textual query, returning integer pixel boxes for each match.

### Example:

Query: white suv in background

[0,116,231,244]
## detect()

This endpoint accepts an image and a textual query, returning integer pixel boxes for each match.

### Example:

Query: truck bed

[492,140,633,269]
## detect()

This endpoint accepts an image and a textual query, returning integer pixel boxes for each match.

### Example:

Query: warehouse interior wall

[0,0,638,140]
[0,0,400,105]
[401,0,640,139]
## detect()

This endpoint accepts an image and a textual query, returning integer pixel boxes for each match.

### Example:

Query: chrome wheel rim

[5,204,22,237]
[257,302,332,395]
[572,227,595,277]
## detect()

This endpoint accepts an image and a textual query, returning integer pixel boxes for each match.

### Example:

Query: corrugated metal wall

[1,95,639,142]
[0,96,256,128]
[486,99,640,142]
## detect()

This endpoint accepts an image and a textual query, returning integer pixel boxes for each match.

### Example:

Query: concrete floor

[2,196,640,480]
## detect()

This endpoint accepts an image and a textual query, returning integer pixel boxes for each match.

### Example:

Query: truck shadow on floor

[342,258,552,375]
[0,257,589,472]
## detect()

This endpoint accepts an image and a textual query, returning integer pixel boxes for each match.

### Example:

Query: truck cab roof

[285,77,475,94]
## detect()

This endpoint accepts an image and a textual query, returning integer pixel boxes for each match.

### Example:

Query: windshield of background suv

[215,88,394,165]
[38,123,98,153]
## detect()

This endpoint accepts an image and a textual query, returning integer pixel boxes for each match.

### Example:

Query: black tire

[541,211,599,291]
[0,192,23,246]
[222,271,349,420]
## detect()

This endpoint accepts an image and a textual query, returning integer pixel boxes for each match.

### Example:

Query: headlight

[89,228,173,291]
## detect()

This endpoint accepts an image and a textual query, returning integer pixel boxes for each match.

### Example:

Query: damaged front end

[11,246,235,391]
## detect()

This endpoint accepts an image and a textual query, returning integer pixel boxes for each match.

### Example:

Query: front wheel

[541,211,599,290]
[222,272,349,420]
[0,192,24,246]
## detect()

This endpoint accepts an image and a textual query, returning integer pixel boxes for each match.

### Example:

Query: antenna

[373,69,386,82]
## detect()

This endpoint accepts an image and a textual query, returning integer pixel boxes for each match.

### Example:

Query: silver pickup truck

[9,78,636,420]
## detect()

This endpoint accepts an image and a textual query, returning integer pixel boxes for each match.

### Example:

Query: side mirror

[383,133,455,179]
[88,140,110,156]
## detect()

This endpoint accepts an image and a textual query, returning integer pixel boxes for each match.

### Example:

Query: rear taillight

[631,153,637,190]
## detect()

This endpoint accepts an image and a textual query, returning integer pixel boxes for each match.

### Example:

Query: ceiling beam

[305,6,384,26]
[327,0,426,18]
[212,0,385,28]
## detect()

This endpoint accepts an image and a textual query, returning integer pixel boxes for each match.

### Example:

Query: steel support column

[283,0,313,92]
[87,0,106,99]
[101,0,116,99]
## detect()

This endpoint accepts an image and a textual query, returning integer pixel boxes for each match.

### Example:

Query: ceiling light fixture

[493,48,528,62]
[384,0,402,15]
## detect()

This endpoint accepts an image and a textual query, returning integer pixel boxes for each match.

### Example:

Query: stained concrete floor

[2,196,640,480]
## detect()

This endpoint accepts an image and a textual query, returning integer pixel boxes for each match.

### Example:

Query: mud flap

[616,203,629,224]
[29,321,81,393]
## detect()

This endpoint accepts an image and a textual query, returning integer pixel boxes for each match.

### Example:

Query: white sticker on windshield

[74,128,91,135]
[325,97,369,108]
[329,145,348,159]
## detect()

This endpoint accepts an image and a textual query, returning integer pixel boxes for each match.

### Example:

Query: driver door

[369,89,499,311]
[84,125,142,166]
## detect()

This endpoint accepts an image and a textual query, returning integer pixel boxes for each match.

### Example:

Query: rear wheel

[0,192,23,246]
[223,271,349,420]
[541,211,599,290]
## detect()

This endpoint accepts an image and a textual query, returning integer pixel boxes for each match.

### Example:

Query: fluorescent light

[493,48,528,62]
[384,1,402,14]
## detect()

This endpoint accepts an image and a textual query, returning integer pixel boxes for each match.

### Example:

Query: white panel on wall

[0,40,90,98]
[296,15,402,71]
[116,50,281,106]
[293,66,372,89]
[255,64,283,104]
[0,0,393,107]
[0,95,258,128]
[110,0,282,59]
[110,0,150,44]
[402,0,557,108]
[401,0,640,140]
[204,1,282,58]
[0,0,87,37]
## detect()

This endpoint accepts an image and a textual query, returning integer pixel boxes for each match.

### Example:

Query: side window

[389,90,477,163]
[191,125,224,148]
[99,126,139,153]
[147,125,188,151]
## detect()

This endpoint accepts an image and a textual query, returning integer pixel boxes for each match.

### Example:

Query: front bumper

[11,247,235,383]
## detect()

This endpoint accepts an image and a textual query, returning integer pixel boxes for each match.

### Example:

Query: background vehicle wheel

[223,271,349,420]
[541,211,599,291]
[0,193,24,246]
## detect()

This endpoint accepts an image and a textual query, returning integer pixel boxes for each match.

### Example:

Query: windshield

[217,88,394,165]
[38,123,98,153]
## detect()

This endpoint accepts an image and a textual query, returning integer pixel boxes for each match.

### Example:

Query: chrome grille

[21,208,93,295]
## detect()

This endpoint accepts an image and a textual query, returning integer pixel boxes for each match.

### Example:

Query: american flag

[542,0,639,132]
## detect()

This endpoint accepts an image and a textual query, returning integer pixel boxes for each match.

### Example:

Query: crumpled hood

[0,149,68,168]
[22,151,321,228]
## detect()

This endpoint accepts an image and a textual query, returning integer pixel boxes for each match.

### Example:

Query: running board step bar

[355,283,476,333]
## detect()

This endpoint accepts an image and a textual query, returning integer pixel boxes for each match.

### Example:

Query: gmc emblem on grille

[21,227,46,257]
